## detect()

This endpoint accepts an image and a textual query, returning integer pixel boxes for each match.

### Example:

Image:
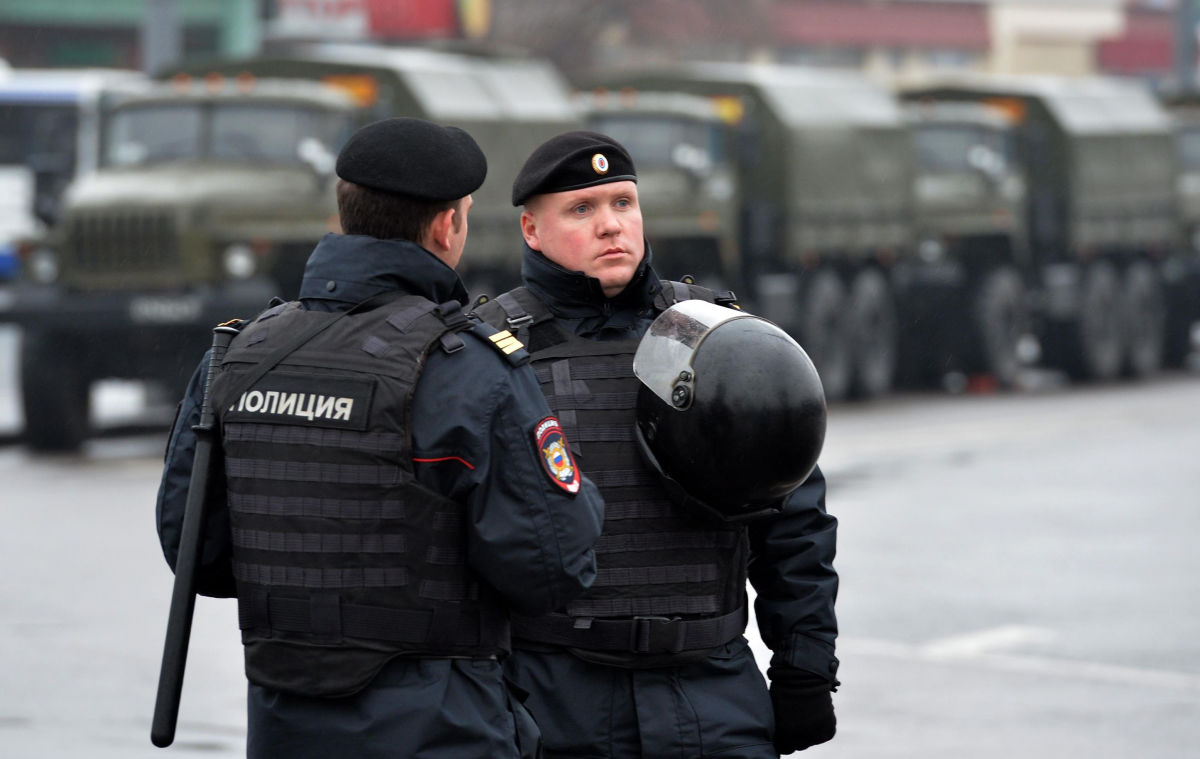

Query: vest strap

[510,605,748,655]
[239,593,506,649]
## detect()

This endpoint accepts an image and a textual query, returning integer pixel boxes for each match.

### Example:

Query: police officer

[472,131,839,757]
[156,118,604,758]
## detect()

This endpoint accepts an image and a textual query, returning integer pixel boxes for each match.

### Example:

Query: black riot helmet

[633,300,826,522]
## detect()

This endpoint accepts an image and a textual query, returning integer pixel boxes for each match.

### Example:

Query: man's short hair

[336,180,459,242]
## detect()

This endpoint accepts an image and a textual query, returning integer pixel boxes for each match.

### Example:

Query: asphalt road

[1,323,1197,757]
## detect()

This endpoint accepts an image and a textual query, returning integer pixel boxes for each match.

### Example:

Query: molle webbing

[475,286,748,654]
[210,294,507,692]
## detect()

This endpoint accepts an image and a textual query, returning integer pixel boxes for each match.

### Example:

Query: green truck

[1159,89,1200,365]
[900,96,1032,388]
[902,74,1184,383]
[579,63,916,401]
[581,64,1192,396]
[7,43,582,452]
[6,76,359,451]
[169,42,584,297]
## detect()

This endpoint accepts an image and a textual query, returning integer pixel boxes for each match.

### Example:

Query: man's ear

[520,209,540,251]
[426,206,456,254]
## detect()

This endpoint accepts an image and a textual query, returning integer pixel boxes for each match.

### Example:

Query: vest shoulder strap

[654,278,742,312]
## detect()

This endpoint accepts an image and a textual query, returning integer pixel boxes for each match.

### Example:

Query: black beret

[511,130,637,206]
[335,117,487,201]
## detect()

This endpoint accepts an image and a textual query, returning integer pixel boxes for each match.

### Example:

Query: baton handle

[151,325,239,748]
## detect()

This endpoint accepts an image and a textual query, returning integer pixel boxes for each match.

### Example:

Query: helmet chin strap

[633,424,785,524]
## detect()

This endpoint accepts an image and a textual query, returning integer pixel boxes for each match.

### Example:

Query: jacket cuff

[772,633,839,685]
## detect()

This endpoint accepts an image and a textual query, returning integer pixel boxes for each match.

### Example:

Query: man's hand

[768,665,837,754]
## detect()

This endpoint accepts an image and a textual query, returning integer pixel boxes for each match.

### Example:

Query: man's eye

[573,204,589,214]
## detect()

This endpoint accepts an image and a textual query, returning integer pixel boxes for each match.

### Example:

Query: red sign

[367,0,459,38]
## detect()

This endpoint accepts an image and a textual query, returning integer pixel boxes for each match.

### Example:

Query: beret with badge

[335,117,487,201]
[511,130,637,206]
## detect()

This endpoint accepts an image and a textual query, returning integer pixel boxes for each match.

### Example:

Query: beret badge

[591,153,610,175]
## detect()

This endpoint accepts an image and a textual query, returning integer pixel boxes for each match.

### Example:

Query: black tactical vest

[473,282,748,663]
[209,295,508,697]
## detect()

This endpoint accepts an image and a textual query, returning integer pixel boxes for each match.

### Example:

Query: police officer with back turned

[472,131,839,757]
[155,118,604,758]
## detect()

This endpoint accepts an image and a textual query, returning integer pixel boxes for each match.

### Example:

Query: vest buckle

[629,615,685,654]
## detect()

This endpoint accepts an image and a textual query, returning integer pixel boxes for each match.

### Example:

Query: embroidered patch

[534,416,580,494]
[223,372,373,431]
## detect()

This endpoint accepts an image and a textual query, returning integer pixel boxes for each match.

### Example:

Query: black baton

[151,324,240,748]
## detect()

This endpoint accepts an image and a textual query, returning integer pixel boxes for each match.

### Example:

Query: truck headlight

[222,243,256,279]
[27,248,59,284]
[918,236,946,263]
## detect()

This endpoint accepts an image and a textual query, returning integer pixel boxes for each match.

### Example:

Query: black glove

[768,665,837,754]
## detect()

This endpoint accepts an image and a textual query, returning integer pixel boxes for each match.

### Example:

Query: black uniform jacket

[157,233,604,615]
[519,242,839,679]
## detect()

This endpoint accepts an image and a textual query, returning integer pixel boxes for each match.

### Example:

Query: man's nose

[596,205,621,235]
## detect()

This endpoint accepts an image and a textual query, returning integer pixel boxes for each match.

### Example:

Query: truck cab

[901,98,1032,386]
[10,76,358,451]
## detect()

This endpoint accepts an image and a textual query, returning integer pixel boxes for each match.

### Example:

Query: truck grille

[66,209,180,276]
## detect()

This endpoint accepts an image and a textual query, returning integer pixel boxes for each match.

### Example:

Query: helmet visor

[633,299,749,407]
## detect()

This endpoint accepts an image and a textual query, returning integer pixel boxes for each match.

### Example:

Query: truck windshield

[589,115,724,174]
[913,124,1012,173]
[103,102,351,167]
[1176,127,1200,170]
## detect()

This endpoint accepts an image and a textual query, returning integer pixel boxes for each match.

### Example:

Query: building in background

[0,0,260,70]
[0,0,1192,85]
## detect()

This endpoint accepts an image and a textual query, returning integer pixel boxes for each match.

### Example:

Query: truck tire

[798,269,852,403]
[1121,260,1165,378]
[20,329,91,452]
[969,266,1027,387]
[1064,261,1124,382]
[848,268,897,399]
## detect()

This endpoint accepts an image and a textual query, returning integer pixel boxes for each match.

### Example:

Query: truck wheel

[1065,261,1123,382]
[20,330,91,452]
[798,269,851,403]
[848,268,897,399]
[1121,261,1165,378]
[969,266,1027,387]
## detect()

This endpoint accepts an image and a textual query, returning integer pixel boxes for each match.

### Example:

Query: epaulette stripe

[489,330,525,355]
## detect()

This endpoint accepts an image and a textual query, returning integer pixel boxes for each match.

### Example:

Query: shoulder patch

[533,416,580,494]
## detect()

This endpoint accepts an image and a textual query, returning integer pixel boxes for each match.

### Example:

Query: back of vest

[209,296,507,697]
[474,286,748,661]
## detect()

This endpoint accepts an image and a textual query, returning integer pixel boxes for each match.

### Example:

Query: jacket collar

[298,233,468,308]
[520,240,659,320]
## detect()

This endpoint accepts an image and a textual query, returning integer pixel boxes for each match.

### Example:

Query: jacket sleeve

[154,350,236,598]
[746,465,839,683]
[412,344,604,617]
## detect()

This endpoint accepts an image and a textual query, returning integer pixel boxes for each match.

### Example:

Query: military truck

[167,42,584,297]
[575,88,741,291]
[579,63,916,401]
[0,67,146,281]
[1159,91,1200,366]
[9,44,582,452]
[900,97,1033,387]
[7,76,358,451]
[902,74,1181,383]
